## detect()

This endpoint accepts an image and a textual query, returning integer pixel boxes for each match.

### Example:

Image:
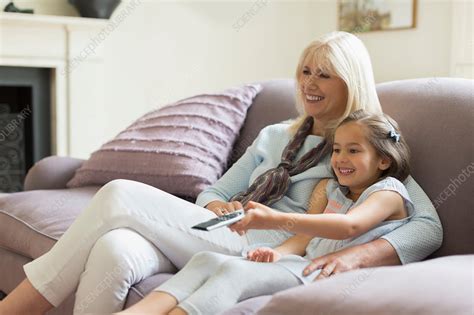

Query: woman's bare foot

[0,279,53,315]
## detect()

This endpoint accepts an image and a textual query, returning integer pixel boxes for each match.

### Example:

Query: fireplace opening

[0,66,52,192]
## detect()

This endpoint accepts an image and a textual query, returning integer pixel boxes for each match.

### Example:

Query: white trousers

[156,251,301,315]
[23,180,248,314]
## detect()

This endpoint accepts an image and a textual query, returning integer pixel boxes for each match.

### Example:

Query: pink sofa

[0,78,472,314]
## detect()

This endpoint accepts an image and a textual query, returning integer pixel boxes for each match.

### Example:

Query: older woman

[0,31,442,315]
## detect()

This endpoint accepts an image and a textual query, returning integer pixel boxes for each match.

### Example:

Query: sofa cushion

[257,255,474,315]
[67,84,262,199]
[0,187,99,259]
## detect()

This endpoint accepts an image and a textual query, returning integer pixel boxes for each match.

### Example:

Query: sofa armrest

[24,156,85,191]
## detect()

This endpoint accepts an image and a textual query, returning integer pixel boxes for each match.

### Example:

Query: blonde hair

[290,31,382,135]
[336,110,411,182]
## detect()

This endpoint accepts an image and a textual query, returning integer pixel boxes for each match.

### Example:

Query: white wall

[85,0,462,153]
[450,0,473,78]
[359,0,453,82]
[1,0,469,158]
[101,0,337,142]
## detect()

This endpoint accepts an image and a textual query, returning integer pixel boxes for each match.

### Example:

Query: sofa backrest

[377,78,473,258]
[232,78,474,259]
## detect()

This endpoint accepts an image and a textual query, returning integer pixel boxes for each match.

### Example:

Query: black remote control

[192,210,245,231]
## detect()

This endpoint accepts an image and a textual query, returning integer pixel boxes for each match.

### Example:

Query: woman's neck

[311,118,327,136]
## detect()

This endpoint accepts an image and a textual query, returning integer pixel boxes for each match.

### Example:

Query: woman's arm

[303,238,401,279]
[195,146,260,208]
[379,176,443,264]
[195,126,273,208]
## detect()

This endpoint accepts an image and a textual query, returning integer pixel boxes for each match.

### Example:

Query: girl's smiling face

[331,122,391,195]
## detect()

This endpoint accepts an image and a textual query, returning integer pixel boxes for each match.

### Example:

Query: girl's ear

[378,156,392,171]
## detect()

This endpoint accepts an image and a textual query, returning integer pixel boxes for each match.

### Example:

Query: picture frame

[338,0,417,33]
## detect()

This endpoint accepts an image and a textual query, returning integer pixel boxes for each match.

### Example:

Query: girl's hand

[247,247,282,263]
[229,201,280,235]
[205,200,243,216]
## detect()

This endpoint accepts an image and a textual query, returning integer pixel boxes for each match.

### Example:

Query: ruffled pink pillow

[67,84,262,198]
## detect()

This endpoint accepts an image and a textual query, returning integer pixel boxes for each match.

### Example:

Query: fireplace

[0,66,52,192]
[1,12,108,179]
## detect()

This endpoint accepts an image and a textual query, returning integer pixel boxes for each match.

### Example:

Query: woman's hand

[229,201,281,235]
[247,247,282,263]
[303,246,364,280]
[302,239,401,281]
[205,200,243,216]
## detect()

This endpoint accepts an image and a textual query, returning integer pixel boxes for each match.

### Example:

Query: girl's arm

[247,234,313,262]
[232,189,405,240]
[278,190,405,239]
[247,179,329,262]
[272,234,313,256]
[272,179,330,255]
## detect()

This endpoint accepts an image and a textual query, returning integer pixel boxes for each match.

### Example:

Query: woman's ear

[378,156,392,171]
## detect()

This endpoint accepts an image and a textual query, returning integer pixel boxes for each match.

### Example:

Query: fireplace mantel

[0,12,106,28]
[0,12,107,157]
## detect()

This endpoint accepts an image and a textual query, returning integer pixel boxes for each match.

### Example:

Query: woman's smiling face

[297,62,348,125]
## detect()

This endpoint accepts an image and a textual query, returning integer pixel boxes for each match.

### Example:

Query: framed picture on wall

[338,0,417,33]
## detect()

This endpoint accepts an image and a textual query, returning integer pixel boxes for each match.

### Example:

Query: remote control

[192,209,245,231]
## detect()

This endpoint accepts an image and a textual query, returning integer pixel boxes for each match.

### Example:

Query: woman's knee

[86,229,137,278]
[77,229,174,304]
[74,230,138,313]
[95,179,137,201]
[90,180,142,218]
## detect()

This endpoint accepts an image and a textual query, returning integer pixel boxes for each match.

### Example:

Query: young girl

[119,110,415,315]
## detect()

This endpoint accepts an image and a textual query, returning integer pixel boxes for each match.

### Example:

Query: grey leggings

[155,251,302,315]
